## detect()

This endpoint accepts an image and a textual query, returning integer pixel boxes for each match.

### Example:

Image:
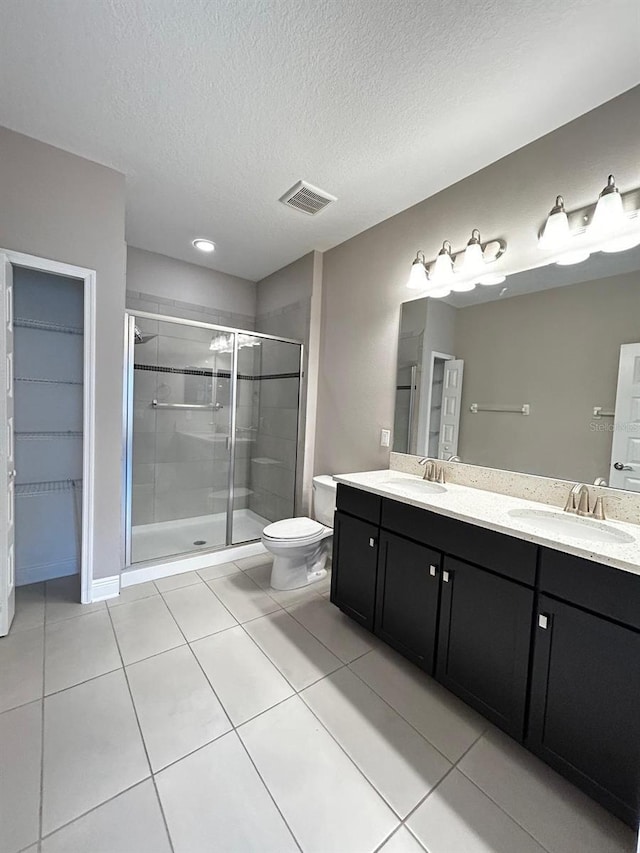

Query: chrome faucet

[418,458,445,484]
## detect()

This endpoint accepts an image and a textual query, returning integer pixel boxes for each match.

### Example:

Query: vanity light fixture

[539,196,570,251]
[539,173,640,264]
[406,251,429,290]
[192,238,216,253]
[405,232,507,297]
[430,241,455,287]
[590,175,640,252]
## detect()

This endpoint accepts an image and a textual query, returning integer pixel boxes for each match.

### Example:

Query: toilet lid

[263,517,325,540]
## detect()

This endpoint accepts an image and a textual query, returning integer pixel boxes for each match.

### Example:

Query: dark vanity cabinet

[437,556,534,740]
[331,512,379,629]
[331,482,640,827]
[330,487,382,630]
[375,532,440,673]
[528,550,640,826]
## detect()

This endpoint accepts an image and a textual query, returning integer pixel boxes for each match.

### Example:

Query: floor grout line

[454,762,557,853]
[397,728,487,834]
[148,579,306,853]
[105,601,176,853]
[37,583,47,845]
[345,652,469,769]
[38,776,152,845]
[234,731,305,853]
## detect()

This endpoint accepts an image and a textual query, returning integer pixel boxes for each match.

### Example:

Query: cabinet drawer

[382,499,537,585]
[540,549,640,631]
[336,484,382,525]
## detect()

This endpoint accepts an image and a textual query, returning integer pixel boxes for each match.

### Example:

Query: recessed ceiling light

[192,238,215,253]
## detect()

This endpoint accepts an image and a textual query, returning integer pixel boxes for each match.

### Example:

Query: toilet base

[269,539,331,590]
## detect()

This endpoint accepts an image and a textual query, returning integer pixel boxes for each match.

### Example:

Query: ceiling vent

[280,180,337,216]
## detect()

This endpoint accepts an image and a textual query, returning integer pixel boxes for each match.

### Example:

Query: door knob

[614,462,633,471]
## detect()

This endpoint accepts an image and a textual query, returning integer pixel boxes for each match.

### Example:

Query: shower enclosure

[124,312,302,565]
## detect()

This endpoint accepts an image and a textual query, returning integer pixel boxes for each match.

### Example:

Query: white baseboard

[90,575,121,602]
[121,541,267,588]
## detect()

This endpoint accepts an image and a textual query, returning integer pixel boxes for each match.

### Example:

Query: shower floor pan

[131,508,269,564]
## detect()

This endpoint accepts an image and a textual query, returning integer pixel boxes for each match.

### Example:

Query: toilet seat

[262,517,329,547]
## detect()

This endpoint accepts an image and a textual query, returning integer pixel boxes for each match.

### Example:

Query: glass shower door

[232,334,301,544]
[128,315,233,563]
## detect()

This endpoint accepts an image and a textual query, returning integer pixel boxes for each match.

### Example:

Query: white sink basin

[507,508,635,545]
[383,477,447,496]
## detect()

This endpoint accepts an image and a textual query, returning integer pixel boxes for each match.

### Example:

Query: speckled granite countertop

[334,470,640,577]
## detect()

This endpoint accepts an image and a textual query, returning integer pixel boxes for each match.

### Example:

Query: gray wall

[315,85,640,477]
[0,126,126,581]
[254,252,315,516]
[454,271,640,483]
[127,246,256,328]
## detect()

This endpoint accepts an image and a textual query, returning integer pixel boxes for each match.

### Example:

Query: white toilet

[261,475,337,591]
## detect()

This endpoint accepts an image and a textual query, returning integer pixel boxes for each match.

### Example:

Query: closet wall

[13,267,84,585]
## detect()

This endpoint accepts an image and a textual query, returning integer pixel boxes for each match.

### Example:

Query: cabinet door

[375,532,440,673]
[528,595,640,827]
[330,511,378,630]
[437,557,534,740]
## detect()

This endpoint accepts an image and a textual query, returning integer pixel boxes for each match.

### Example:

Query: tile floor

[1,559,637,853]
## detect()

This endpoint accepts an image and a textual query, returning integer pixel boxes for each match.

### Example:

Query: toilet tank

[312,475,338,527]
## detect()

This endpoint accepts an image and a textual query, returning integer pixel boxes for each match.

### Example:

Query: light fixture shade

[589,175,627,238]
[460,229,484,278]
[600,232,640,253]
[451,279,477,292]
[428,285,452,299]
[478,273,506,286]
[539,196,570,250]
[407,252,428,289]
[430,241,454,286]
[554,249,591,266]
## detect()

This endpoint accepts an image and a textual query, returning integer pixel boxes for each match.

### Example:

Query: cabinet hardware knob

[442,570,450,583]
[429,565,438,577]
[368,538,376,548]
[538,614,548,630]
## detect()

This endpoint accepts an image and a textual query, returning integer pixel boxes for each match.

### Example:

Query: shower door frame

[123,311,304,567]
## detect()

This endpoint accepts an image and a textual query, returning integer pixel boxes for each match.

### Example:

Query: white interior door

[609,343,640,491]
[0,254,15,636]
[437,358,464,460]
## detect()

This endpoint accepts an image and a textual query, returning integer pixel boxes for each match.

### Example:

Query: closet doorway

[0,251,96,636]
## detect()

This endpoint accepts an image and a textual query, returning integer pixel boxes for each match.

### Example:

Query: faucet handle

[592,494,621,521]
[563,492,577,514]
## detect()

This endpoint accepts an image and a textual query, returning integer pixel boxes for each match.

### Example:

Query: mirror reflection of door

[437,358,464,460]
[424,353,464,460]
[610,343,640,492]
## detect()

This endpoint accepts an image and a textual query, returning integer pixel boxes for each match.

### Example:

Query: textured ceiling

[0,0,638,281]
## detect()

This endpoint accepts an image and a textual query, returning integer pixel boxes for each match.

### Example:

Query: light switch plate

[380,428,391,447]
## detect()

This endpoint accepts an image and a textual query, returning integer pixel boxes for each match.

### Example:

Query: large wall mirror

[393,248,640,491]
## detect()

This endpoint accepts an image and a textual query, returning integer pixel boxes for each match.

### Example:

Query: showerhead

[134,325,157,345]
